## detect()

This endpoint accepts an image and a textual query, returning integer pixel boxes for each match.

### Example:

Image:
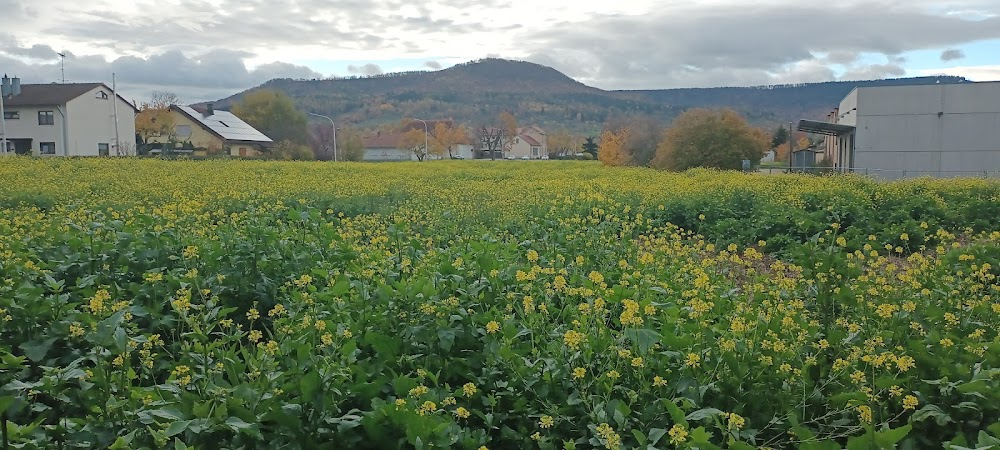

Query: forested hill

[622,76,971,124]
[213,58,970,133]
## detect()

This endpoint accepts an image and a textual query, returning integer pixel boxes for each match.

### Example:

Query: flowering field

[1,159,999,449]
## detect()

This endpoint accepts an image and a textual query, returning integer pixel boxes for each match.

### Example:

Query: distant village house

[1,75,137,156]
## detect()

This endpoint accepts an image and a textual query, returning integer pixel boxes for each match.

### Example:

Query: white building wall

[65,86,137,156]
[1,105,64,156]
[364,147,415,161]
[848,82,1000,178]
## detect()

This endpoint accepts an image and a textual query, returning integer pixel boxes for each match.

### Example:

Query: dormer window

[96,91,109,100]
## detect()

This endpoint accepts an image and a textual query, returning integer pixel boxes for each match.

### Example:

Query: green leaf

[663,399,688,427]
[800,440,842,450]
[624,328,662,353]
[875,424,911,448]
[165,420,191,437]
[225,416,263,438]
[300,370,320,399]
[685,408,723,422]
[846,434,876,450]
[109,431,137,449]
[366,332,399,360]
[648,428,667,446]
[631,429,648,446]
[911,405,953,426]
[19,337,57,362]
[173,438,188,450]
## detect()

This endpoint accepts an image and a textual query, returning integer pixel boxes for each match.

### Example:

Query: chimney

[11,77,20,96]
[1,74,9,97]
[206,102,214,116]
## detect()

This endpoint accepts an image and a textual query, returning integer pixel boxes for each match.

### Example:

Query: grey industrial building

[799,82,1000,178]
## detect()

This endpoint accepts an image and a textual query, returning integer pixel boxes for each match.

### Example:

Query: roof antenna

[57,52,66,83]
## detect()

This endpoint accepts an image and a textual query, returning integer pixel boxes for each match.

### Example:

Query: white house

[508,126,548,159]
[800,81,1000,178]
[1,76,137,156]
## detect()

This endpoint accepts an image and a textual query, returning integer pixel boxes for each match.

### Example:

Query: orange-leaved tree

[651,108,770,171]
[399,128,429,161]
[598,128,630,166]
[431,122,468,159]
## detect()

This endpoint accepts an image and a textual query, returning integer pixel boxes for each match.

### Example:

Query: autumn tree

[338,127,365,162]
[231,90,308,144]
[307,121,336,161]
[547,129,583,157]
[399,128,430,161]
[135,91,180,144]
[499,111,518,155]
[431,122,468,159]
[598,128,630,166]
[603,115,662,165]
[651,108,770,171]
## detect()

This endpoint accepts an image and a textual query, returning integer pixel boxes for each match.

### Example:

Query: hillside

[213,58,971,133]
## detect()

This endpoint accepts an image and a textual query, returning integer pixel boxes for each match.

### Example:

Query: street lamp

[413,118,429,160]
[309,113,337,161]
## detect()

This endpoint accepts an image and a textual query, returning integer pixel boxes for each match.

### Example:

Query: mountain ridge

[212,58,971,133]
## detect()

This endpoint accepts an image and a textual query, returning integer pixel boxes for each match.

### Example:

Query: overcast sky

[2,0,999,103]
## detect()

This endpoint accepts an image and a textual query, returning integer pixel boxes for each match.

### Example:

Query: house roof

[172,105,273,144]
[520,134,541,146]
[3,83,137,111]
[363,131,404,149]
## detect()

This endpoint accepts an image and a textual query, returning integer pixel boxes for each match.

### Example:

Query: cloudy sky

[2,0,999,103]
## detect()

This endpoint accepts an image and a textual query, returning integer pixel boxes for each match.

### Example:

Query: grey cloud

[347,63,384,76]
[840,63,907,81]
[0,44,322,102]
[525,2,1000,88]
[941,49,966,61]
[425,61,442,70]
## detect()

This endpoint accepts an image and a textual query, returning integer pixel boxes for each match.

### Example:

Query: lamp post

[309,113,337,161]
[413,118,429,160]
[1,92,7,155]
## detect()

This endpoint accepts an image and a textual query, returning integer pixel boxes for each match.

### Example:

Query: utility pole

[308,113,337,161]
[1,90,7,155]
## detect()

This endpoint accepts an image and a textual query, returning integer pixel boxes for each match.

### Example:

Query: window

[38,111,55,125]
[3,111,18,120]
[96,91,109,100]
[98,143,110,156]
[531,146,540,157]
[175,125,192,138]
[40,142,56,155]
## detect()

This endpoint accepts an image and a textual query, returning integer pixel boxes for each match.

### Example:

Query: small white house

[1,76,137,156]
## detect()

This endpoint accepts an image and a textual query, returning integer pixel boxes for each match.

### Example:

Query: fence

[756,167,1000,180]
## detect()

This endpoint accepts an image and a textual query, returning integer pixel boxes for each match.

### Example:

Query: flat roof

[798,119,855,136]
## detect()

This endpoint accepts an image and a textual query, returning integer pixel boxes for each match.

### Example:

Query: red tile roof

[520,134,541,146]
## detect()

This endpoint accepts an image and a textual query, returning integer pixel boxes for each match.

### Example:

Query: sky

[1,0,999,103]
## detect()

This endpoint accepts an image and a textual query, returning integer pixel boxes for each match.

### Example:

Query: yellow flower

[563,330,585,350]
[668,424,688,445]
[69,322,85,337]
[573,367,587,380]
[455,407,471,419]
[856,405,873,424]
[902,395,919,410]
[526,250,539,262]
[485,321,500,334]
[341,328,353,338]
[724,412,746,430]
[248,329,263,343]
[531,432,542,441]
[685,353,701,368]
[653,376,668,387]
[539,415,554,428]
[631,357,644,368]
[463,382,477,397]
[395,398,407,410]
[247,308,260,321]
[606,370,621,380]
